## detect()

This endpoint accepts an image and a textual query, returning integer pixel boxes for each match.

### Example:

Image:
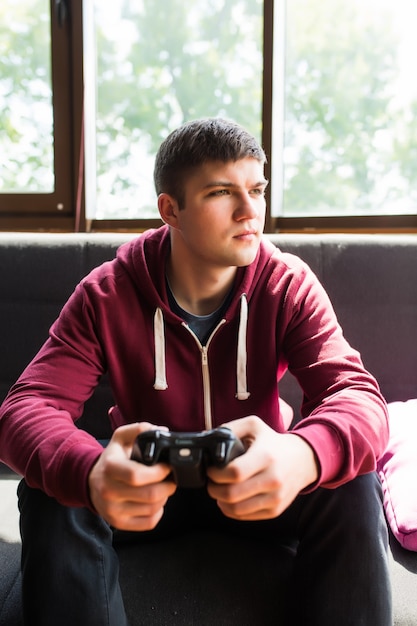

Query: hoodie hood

[115,225,278,317]
[116,226,172,316]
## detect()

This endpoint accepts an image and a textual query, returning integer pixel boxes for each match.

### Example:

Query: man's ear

[158,193,180,227]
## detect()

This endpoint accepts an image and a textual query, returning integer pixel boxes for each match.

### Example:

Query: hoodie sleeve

[277,256,389,489]
[0,280,106,509]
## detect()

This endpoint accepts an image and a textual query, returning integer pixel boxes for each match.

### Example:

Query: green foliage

[283,0,417,215]
[93,0,263,217]
[0,0,53,192]
[2,0,417,217]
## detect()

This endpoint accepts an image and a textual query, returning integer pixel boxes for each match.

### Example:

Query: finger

[220,415,262,443]
[206,460,245,484]
[111,422,160,448]
[216,491,285,521]
[112,507,166,532]
[104,497,167,531]
[218,506,279,522]
[208,469,260,501]
[108,457,174,488]
[101,424,156,471]
[109,475,177,502]
[206,439,266,485]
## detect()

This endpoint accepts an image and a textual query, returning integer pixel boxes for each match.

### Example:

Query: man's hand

[206,416,319,521]
[88,423,176,531]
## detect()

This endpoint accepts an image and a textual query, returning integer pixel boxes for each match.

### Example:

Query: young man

[0,118,391,624]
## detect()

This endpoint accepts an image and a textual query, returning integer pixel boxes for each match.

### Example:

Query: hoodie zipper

[183,319,226,430]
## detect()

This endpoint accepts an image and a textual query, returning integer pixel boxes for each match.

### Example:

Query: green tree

[94,0,263,217]
[2,1,417,219]
[0,0,53,192]
[283,0,416,216]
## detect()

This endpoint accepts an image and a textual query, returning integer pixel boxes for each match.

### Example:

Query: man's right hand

[88,422,176,531]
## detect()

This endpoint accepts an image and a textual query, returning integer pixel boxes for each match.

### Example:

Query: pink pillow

[377,399,417,551]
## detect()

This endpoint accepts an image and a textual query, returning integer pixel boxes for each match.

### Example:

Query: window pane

[0,0,54,193]
[88,0,263,220]
[275,0,417,217]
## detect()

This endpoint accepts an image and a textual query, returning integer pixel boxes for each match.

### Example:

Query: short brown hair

[154,118,266,207]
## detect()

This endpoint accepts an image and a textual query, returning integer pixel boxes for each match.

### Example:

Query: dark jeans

[17,472,392,626]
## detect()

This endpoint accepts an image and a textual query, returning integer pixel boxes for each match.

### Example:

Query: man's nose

[234,193,260,220]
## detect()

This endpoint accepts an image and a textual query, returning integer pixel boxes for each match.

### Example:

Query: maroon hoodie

[0,226,388,508]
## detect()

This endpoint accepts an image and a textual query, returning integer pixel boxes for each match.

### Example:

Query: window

[1,0,416,232]
[0,0,74,226]
[1,1,53,193]
[85,0,263,220]
[272,0,417,229]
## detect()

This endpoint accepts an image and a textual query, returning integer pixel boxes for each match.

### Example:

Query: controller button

[179,447,192,458]
[144,441,156,460]
[216,441,227,462]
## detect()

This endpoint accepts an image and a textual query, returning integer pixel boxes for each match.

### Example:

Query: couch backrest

[0,232,416,434]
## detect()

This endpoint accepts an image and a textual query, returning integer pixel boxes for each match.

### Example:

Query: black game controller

[131,427,245,488]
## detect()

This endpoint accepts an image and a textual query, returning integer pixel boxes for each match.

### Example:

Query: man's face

[171,157,268,271]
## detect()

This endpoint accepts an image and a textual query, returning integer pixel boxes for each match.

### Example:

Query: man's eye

[210,189,229,196]
[251,188,265,196]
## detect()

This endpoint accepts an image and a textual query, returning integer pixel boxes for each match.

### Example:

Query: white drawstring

[153,296,250,399]
[236,294,250,400]
[153,308,168,390]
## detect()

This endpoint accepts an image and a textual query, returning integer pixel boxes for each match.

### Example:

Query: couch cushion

[378,399,417,551]
[0,542,22,626]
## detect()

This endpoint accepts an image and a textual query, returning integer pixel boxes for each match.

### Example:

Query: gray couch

[0,232,416,625]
